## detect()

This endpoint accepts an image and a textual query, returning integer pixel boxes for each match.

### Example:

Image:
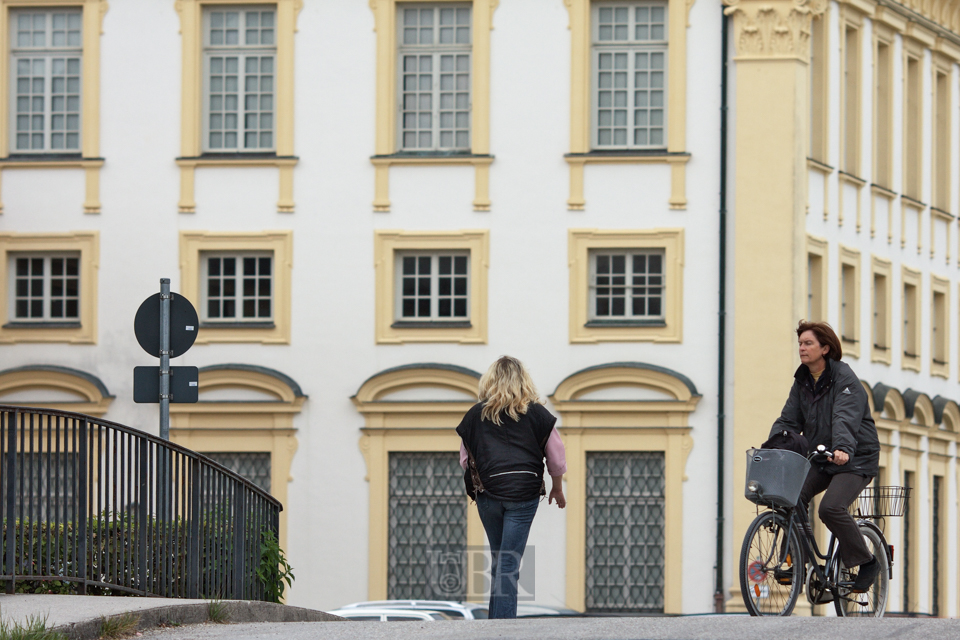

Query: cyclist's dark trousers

[798,467,873,567]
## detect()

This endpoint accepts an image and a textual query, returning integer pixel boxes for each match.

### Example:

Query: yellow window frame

[374,229,489,344]
[0,231,98,343]
[568,228,683,343]
[901,265,921,371]
[838,245,860,358]
[564,0,691,210]
[178,230,293,344]
[175,0,301,214]
[0,0,107,215]
[369,0,498,212]
[871,255,892,364]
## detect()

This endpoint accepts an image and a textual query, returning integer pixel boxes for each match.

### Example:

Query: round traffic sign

[134,293,199,358]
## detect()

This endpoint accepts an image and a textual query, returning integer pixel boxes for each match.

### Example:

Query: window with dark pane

[10,253,79,322]
[590,249,664,321]
[585,451,665,613]
[398,4,471,151]
[202,252,273,323]
[204,452,271,493]
[397,251,469,321]
[388,452,466,600]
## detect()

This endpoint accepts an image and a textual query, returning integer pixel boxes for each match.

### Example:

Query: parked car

[515,604,584,618]
[336,600,488,619]
[328,607,454,621]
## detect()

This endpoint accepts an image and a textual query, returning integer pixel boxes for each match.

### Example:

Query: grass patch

[97,613,140,639]
[0,614,66,640]
[207,600,229,624]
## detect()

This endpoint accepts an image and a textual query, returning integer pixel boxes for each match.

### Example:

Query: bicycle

[739,445,909,617]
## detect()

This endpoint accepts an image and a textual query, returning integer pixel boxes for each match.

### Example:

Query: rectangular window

[903,279,919,359]
[8,254,80,323]
[807,252,823,321]
[873,272,887,350]
[934,68,950,211]
[203,6,276,152]
[398,4,472,151]
[809,14,827,163]
[10,9,82,153]
[874,38,892,187]
[200,253,273,323]
[842,24,860,174]
[931,278,948,375]
[592,2,667,149]
[903,469,915,612]
[585,451,665,613]
[904,53,922,200]
[388,452,466,600]
[841,263,856,342]
[588,249,664,322]
[932,475,943,617]
[395,251,470,322]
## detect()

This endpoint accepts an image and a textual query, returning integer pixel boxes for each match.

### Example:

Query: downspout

[714,5,730,614]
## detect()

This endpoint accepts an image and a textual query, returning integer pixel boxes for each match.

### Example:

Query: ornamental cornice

[723,0,827,59]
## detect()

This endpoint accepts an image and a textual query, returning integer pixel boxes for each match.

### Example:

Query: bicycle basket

[851,486,910,518]
[744,448,811,508]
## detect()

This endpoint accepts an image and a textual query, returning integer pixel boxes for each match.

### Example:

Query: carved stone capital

[723,0,827,59]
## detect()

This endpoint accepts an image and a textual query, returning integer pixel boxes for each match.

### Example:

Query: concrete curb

[52,601,345,640]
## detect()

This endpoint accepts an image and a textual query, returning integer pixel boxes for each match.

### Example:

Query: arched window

[170,364,305,549]
[549,362,700,614]
[0,365,113,416]
[353,364,484,602]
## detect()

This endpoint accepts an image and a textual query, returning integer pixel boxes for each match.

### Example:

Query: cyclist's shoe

[851,557,880,593]
[773,567,793,585]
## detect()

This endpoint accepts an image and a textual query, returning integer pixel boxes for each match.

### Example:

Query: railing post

[6,411,18,594]
[233,480,245,599]
[138,438,148,594]
[187,457,201,599]
[77,418,88,595]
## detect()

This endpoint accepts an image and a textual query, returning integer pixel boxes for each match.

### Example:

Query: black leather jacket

[769,358,880,477]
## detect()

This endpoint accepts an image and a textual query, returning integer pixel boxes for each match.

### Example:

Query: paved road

[138,616,959,640]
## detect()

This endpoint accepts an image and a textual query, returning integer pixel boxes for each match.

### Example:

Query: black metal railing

[0,405,281,600]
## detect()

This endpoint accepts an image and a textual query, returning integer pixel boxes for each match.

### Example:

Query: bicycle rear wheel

[740,511,803,616]
[834,523,889,617]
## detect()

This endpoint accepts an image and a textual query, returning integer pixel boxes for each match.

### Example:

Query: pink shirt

[460,427,567,476]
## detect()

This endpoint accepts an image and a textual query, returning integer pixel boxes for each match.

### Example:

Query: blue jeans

[475,492,539,619]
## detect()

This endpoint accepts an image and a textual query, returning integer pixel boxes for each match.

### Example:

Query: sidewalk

[0,594,342,639]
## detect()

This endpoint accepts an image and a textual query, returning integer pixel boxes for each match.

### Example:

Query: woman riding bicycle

[769,320,881,593]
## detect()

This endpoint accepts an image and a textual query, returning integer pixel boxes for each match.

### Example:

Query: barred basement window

[203,6,276,151]
[388,452,466,600]
[9,254,80,322]
[588,250,664,322]
[592,2,667,149]
[398,4,471,151]
[201,253,273,323]
[10,9,82,152]
[204,452,271,493]
[13,452,79,523]
[395,252,470,323]
[585,451,665,613]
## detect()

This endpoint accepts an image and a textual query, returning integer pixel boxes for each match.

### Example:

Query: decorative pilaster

[722,0,824,614]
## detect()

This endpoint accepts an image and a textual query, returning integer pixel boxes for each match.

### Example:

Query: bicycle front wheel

[834,523,889,617]
[740,510,803,616]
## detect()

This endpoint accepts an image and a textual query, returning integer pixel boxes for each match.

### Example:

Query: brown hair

[796,320,842,361]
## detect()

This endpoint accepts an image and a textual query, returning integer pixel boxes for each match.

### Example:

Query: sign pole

[159,278,171,441]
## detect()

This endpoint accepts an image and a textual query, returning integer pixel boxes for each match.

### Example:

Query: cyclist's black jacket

[770,358,880,478]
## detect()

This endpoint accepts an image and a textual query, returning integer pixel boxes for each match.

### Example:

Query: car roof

[341,600,480,609]
[328,608,450,620]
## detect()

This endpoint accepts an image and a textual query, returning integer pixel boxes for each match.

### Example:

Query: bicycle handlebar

[810,444,834,462]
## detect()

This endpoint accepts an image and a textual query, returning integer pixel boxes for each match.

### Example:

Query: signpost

[133,279,199,440]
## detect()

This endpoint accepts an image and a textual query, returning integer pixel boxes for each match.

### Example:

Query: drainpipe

[714,6,730,614]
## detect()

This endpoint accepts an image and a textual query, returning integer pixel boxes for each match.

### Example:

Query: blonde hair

[478,356,542,425]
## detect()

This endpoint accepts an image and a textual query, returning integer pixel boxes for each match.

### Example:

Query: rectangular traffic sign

[133,366,199,403]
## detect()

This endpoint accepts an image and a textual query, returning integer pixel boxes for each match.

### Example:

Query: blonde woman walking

[456,356,566,618]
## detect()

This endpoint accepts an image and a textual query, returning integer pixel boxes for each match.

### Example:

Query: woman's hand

[549,475,566,508]
[832,450,849,465]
